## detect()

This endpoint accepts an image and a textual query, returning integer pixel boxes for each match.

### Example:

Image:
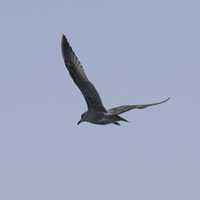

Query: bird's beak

[77,119,82,125]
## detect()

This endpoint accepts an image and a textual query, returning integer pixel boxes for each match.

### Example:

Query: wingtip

[61,34,71,52]
[160,97,170,104]
[165,97,171,102]
[62,34,66,39]
[61,34,67,43]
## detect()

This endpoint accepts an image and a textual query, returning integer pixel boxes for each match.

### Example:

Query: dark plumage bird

[61,34,169,125]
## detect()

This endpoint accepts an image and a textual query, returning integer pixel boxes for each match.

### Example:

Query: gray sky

[0,0,200,199]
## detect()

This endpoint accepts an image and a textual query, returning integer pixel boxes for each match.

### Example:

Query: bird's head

[77,112,88,125]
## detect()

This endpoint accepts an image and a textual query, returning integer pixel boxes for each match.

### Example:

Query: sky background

[0,0,200,199]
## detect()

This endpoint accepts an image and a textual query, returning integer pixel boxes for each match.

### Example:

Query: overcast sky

[0,0,200,199]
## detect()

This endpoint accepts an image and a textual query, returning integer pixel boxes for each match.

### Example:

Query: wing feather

[61,35,106,111]
[108,98,170,115]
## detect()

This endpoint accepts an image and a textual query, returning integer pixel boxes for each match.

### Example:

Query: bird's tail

[112,115,128,126]
[116,115,129,122]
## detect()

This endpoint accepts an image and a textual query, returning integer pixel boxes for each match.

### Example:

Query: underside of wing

[61,34,106,111]
[108,97,170,115]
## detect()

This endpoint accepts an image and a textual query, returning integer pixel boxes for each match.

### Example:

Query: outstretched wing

[61,35,106,111]
[108,98,170,115]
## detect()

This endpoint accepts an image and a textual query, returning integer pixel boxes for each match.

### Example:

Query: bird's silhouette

[61,34,169,125]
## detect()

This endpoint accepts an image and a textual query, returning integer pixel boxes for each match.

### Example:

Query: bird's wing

[61,35,106,111]
[108,98,170,115]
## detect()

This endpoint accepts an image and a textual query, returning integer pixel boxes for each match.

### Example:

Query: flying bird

[61,34,169,125]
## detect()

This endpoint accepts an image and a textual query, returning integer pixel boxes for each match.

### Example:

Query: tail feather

[116,115,129,122]
[113,122,121,126]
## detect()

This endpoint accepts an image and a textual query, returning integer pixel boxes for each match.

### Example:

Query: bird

[61,34,169,125]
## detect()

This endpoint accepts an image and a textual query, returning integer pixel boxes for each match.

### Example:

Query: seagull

[61,34,169,125]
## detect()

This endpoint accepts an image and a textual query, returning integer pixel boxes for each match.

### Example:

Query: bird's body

[80,110,128,125]
[61,34,169,126]
[82,110,112,125]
